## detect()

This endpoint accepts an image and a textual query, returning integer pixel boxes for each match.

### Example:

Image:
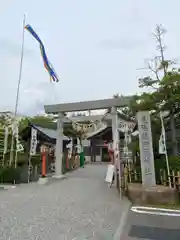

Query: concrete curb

[114,197,131,240]
[0,185,16,190]
[38,175,67,185]
[131,205,180,217]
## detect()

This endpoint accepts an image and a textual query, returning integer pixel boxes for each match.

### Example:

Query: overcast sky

[0,0,180,115]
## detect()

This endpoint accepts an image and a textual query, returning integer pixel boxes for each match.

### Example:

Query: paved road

[121,207,180,239]
[0,164,125,240]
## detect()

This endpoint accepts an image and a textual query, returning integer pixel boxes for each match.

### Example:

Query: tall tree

[137,25,179,155]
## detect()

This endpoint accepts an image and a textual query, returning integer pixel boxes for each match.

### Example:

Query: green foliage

[155,156,180,171]
[128,138,139,156]
[24,115,79,137]
[132,156,180,184]
[16,153,29,166]
[16,153,41,167]
[29,115,57,129]
[18,117,29,130]
[138,76,159,88]
[125,25,180,157]
[129,93,159,114]
[158,69,180,113]
[0,166,21,183]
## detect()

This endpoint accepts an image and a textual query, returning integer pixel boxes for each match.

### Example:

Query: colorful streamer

[25,24,59,82]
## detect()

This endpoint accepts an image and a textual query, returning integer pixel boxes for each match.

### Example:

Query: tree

[29,115,57,129]
[137,24,180,155]
[138,25,174,89]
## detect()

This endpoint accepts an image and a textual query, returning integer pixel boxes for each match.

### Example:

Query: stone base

[127,183,179,205]
[38,178,48,185]
[52,174,65,180]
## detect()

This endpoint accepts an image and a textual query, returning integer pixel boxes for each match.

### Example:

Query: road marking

[131,206,180,217]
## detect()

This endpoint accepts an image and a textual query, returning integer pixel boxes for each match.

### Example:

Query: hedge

[0,166,21,184]
[132,155,180,184]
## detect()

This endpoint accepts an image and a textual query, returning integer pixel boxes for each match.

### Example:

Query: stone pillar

[53,112,64,179]
[137,111,156,187]
[111,107,122,198]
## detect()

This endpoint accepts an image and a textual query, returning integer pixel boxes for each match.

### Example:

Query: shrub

[0,166,21,184]
[133,155,180,184]
[154,155,180,171]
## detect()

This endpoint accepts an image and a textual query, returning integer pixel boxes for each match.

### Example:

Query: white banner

[159,112,167,155]
[11,120,24,153]
[11,121,18,137]
[3,126,9,154]
[137,111,156,187]
[76,145,81,154]
[67,139,73,158]
[30,128,37,156]
[16,140,24,152]
[159,133,166,154]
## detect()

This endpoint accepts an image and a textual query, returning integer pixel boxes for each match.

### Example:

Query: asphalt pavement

[120,206,180,239]
[0,164,127,240]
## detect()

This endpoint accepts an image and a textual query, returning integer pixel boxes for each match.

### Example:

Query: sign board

[118,119,136,132]
[105,164,115,183]
[137,111,156,187]
[30,128,37,156]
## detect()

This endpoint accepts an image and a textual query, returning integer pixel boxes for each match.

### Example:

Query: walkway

[0,163,126,240]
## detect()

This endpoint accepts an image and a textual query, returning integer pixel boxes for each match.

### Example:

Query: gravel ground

[0,164,125,240]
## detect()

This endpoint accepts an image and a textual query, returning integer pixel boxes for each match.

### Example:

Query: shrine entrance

[44,96,134,194]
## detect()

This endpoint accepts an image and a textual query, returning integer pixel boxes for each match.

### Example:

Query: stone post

[137,111,156,187]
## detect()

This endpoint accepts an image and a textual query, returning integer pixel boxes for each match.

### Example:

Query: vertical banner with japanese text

[30,128,38,156]
[137,111,156,187]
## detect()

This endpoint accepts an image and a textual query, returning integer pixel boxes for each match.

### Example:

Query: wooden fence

[123,166,180,191]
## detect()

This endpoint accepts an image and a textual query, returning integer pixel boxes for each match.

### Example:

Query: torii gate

[44,96,131,179]
[44,97,156,190]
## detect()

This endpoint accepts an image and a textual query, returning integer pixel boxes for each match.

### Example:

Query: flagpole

[160,112,171,187]
[10,15,26,167]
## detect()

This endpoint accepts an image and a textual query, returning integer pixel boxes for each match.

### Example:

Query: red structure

[41,149,46,178]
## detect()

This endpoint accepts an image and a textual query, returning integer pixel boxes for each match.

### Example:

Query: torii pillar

[53,112,64,179]
[111,107,122,198]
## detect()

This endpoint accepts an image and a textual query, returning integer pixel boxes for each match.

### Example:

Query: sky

[1,0,180,116]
